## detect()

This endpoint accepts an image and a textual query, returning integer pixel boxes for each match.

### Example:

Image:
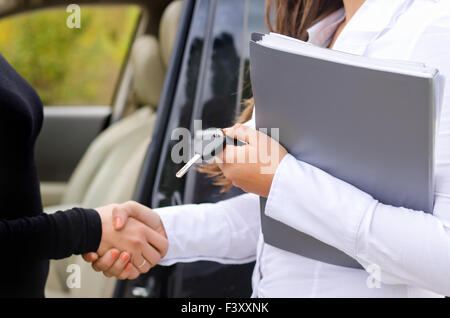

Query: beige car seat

[44,0,183,298]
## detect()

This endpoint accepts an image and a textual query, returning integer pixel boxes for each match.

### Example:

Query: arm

[0,202,167,278]
[221,122,450,295]
[226,15,450,295]
[265,154,450,294]
[156,193,260,265]
[88,193,261,278]
[0,208,101,260]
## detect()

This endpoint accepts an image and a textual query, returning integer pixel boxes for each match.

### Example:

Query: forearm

[266,154,450,295]
[355,196,450,294]
[156,193,260,265]
[0,208,101,260]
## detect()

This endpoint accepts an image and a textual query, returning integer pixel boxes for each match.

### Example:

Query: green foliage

[0,5,140,105]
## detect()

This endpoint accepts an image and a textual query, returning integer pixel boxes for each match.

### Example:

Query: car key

[175,128,246,178]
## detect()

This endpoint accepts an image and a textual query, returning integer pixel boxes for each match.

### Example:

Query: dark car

[116,0,268,298]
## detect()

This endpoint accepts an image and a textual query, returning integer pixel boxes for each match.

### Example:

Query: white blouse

[156,0,450,297]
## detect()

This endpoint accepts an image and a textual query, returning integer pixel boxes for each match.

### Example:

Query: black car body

[116,0,267,298]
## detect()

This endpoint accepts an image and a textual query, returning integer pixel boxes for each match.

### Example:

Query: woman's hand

[92,202,168,276]
[84,201,168,279]
[217,124,288,197]
[85,249,142,280]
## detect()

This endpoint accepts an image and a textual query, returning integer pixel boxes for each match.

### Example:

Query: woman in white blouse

[86,0,450,297]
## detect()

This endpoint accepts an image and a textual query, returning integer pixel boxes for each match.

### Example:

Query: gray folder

[250,32,440,268]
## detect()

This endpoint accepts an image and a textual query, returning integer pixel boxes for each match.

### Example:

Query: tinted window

[119,0,270,299]
[152,0,268,208]
[240,0,268,105]
[152,0,210,209]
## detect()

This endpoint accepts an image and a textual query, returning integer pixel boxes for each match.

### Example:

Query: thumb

[82,252,98,263]
[112,204,129,230]
[223,124,257,145]
[114,201,161,231]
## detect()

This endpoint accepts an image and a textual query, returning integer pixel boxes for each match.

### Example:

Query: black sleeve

[0,208,102,260]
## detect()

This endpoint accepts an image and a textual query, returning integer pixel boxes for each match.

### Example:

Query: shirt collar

[306,7,345,48]
[306,0,420,55]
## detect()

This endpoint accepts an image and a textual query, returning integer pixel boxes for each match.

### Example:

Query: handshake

[83,201,168,280]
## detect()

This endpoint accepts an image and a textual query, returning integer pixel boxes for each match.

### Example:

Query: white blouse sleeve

[264,16,450,296]
[155,193,260,266]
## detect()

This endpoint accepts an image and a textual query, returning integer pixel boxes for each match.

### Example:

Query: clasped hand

[84,125,287,280]
[84,201,168,280]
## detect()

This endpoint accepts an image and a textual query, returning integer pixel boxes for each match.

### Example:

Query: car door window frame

[118,0,267,298]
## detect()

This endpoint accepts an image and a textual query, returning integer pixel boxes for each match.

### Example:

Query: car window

[181,0,249,205]
[146,0,265,299]
[151,0,210,209]
[0,5,141,106]
[183,0,268,205]
[240,0,268,106]
[152,0,268,208]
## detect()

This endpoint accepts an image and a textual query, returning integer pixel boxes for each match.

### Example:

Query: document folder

[250,32,441,268]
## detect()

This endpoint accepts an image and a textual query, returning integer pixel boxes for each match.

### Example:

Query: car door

[0,0,145,207]
[115,0,268,298]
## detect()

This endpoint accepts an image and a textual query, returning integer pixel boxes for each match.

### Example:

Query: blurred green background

[0,5,140,105]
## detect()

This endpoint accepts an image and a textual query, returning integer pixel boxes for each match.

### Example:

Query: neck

[328,0,366,49]
[343,0,366,21]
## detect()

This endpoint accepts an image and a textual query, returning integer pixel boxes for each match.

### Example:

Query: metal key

[175,128,246,178]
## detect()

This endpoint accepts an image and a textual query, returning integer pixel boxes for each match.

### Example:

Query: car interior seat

[44,0,184,298]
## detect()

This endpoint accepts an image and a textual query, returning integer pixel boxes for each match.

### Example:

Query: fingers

[141,241,162,268]
[112,201,160,231]
[117,263,134,280]
[219,124,257,165]
[91,249,120,275]
[126,265,140,280]
[116,263,140,280]
[91,250,141,280]
[223,124,257,144]
[145,227,169,257]
[219,144,249,166]
[132,252,152,274]
[104,253,141,280]
[103,251,131,279]
[130,234,162,274]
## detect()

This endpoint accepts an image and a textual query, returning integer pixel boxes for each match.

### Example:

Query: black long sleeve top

[0,54,102,297]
